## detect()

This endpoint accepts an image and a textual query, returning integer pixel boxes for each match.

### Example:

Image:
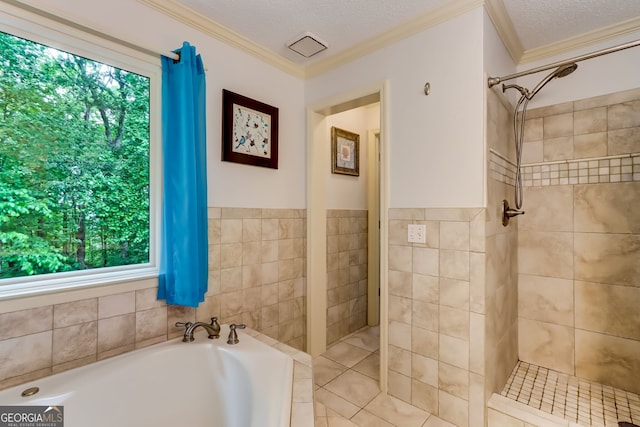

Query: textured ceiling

[174,0,640,64]
[503,0,640,50]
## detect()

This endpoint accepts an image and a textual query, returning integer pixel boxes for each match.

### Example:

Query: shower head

[529,63,578,99]
[555,62,578,78]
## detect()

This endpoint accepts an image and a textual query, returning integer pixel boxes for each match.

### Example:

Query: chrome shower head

[555,62,578,78]
[529,63,578,99]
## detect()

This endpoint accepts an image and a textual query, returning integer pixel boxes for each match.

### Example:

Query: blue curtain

[158,42,208,307]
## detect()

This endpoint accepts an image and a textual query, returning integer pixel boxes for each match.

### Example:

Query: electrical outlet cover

[407,224,426,243]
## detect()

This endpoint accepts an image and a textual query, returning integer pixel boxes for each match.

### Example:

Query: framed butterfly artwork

[222,89,279,169]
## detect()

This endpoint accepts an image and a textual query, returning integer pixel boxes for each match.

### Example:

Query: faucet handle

[175,321,192,329]
[227,323,246,345]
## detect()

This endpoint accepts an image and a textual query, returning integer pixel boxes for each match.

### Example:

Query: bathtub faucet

[175,317,221,342]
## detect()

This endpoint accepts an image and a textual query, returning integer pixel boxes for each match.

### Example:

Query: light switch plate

[407,224,426,243]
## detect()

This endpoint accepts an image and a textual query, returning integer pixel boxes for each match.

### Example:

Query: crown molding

[139,0,305,78]
[304,0,484,78]
[483,0,524,63]
[519,15,640,64]
[141,0,485,80]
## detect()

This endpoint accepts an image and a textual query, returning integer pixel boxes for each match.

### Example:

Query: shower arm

[488,38,640,88]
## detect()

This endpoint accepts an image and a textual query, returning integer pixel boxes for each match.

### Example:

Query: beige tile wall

[0,207,306,391]
[387,207,485,427]
[0,287,172,390]
[209,208,306,350]
[485,87,520,410]
[517,88,640,394]
[326,210,368,345]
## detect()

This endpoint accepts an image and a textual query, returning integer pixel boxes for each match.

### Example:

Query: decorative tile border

[522,153,639,187]
[489,149,517,186]
[489,149,640,187]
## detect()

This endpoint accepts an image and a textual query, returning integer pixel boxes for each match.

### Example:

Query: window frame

[0,4,162,301]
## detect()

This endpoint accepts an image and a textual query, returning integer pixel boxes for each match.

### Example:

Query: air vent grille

[287,32,328,58]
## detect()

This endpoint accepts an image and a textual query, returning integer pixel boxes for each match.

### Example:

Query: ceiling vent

[287,32,328,58]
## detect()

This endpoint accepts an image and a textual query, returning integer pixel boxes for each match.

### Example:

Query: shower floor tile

[501,361,640,426]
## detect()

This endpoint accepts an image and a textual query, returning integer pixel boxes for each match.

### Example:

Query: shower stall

[484,41,640,426]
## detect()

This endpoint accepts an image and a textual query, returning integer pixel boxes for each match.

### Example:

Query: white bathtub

[0,325,294,427]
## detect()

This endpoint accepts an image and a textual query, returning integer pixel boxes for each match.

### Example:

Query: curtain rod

[488,38,640,88]
[3,0,180,61]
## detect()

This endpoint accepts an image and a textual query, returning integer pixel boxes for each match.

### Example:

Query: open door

[306,81,390,392]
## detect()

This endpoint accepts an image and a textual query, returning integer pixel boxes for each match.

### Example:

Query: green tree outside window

[0,31,150,279]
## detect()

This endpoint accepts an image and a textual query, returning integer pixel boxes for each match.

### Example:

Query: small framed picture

[222,89,279,169]
[331,127,359,176]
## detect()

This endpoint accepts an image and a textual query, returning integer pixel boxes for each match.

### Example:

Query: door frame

[305,81,390,392]
[367,128,380,326]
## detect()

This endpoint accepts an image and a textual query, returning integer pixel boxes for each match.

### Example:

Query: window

[0,15,159,296]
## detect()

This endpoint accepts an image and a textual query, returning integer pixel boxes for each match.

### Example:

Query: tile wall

[486,87,520,401]
[208,208,307,349]
[517,88,640,394]
[0,207,306,391]
[387,206,485,427]
[326,210,368,345]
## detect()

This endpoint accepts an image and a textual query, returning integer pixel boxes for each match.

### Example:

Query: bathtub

[0,325,294,427]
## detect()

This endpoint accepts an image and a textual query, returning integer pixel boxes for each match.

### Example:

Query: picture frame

[222,89,279,169]
[331,126,359,176]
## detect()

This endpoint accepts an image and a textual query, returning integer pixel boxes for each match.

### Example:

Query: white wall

[306,8,486,208]
[515,30,640,109]
[12,0,307,209]
[325,104,380,210]
[483,10,517,92]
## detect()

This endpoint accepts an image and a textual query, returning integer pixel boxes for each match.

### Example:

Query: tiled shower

[486,86,640,426]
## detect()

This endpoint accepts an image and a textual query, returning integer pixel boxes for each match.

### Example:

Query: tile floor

[501,361,640,426]
[313,326,456,427]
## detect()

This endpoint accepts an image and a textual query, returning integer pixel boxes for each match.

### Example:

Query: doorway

[306,81,389,392]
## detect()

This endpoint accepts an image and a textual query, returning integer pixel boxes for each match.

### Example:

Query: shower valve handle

[505,207,525,217]
[502,200,525,227]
